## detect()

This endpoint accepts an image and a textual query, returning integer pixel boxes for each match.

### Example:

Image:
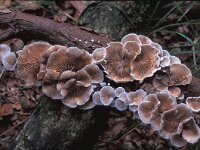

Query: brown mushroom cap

[83,64,104,84]
[42,78,63,99]
[130,44,160,81]
[138,35,152,44]
[182,117,200,143]
[15,42,51,86]
[74,70,92,87]
[127,89,147,112]
[186,97,200,112]
[152,76,168,91]
[2,52,17,71]
[46,47,94,80]
[124,41,141,59]
[61,79,93,108]
[100,86,115,105]
[103,42,132,82]
[92,48,106,63]
[0,44,11,62]
[168,87,181,98]
[162,64,192,86]
[160,104,192,139]
[138,94,159,124]
[92,91,103,105]
[150,91,177,130]
[115,87,125,97]
[121,33,141,45]
[170,134,187,147]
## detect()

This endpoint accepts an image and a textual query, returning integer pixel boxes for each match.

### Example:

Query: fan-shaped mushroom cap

[115,87,125,97]
[83,64,104,83]
[160,104,192,139]
[160,50,170,67]
[130,44,160,81]
[15,42,51,86]
[92,48,106,63]
[92,91,103,105]
[169,56,181,66]
[119,92,128,104]
[115,98,128,111]
[42,79,63,99]
[162,64,192,86]
[100,86,115,106]
[168,87,181,98]
[46,47,94,80]
[138,94,159,124]
[170,134,187,147]
[2,52,17,71]
[150,91,177,130]
[152,76,168,91]
[61,79,93,108]
[124,41,141,59]
[74,70,92,87]
[0,44,10,61]
[138,35,152,44]
[56,70,76,92]
[186,97,200,112]
[103,42,132,82]
[121,33,141,45]
[182,117,200,143]
[127,89,147,112]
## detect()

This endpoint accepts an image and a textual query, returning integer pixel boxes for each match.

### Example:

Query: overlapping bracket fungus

[5,32,198,148]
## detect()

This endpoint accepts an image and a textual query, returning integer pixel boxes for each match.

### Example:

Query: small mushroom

[182,117,200,143]
[138,35,152,44]
[186,97,200,112]
[92,91,103,105]
[61,79,93,108]
[170,134,187,147]
[169,56,181,66]
[160,104,192,139]
[162,64,192,86]
[152,76,168,91]
[103,42,132,82]
[42,78,63,99]
[100,86,115,106]
[115,87,125,97]
[124,41,141,59]
[130,44,160,81]
[150,91,177,130]
[83,64,104,84]
[2,52,17,71]
[168,87,181,98]
[138,94,159,124]
[160,50,170,68]
[15,42,51,86]
[127,89,147,112]
[92,47,106,63]
[114,92,128,111]
[0,44,11,62]
[121,33,141,45]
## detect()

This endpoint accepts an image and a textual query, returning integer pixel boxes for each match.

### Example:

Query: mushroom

[160,50,170,68]
[150,91,177,130]
[61,78,93,108]
[92,91,103,105]
[168,87,181,98]
[45,47,94,80]
[100,86,115,106]
[152,75,168,91]
[2,52,17,71]
[102,42,132,82]
[121,33,141,45]
[83,64,104,84]
[182,117,200,144]
[115,87,126,97]
[170,134,187,147]
[138,94,159,124]
[130,44,160,81]
[114,92,128,111]
[79,100,96,110]
[15,42,51,86]
[160,104,192,139]
[0,44,11,62]
[186,97,200,112]
[162,64,192,86]
[92,47,106,63]
[169,56,181,66]
[42,78,63,100]
[127,89,147,112]
[138,35,152,44]
[124,41,141,59]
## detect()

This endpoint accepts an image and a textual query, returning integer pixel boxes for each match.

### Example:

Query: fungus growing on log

[15,42,51,86]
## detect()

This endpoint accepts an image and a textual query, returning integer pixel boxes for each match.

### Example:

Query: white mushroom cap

[2,52,17,71]
[100,86,115,106]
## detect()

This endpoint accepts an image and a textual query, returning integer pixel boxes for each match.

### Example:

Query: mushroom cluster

[14,42,104,108]
[1,32,199,147]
